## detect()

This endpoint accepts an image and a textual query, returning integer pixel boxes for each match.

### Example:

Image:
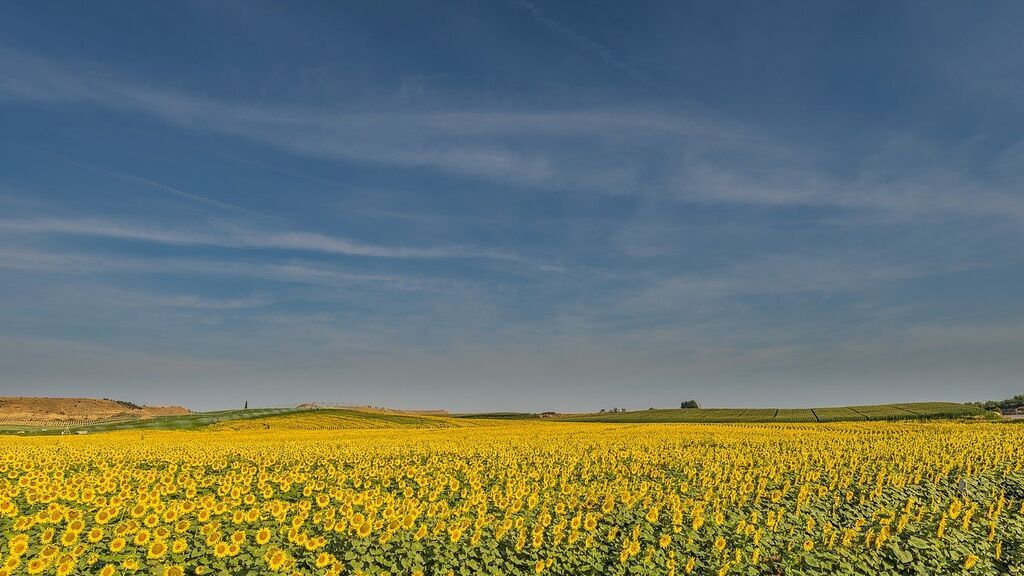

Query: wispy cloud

[4,48,1022,228]
[0,247,427,291]
[52,289,276,311]
[0,49,744,194]
[124,292,274,310]
[0,217,514,260]
[621,254,965,315]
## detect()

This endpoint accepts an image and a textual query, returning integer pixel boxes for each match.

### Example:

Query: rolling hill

[0,398,1000,435]
[552,402,992,423]
[205,408,466,431]
[0,396,189,428]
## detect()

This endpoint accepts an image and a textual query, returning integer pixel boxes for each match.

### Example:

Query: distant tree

[971,394,1024,411]
[599,408,606,413]
[244,400,248,410]
[680,400,699,409]
[106,398,143,410]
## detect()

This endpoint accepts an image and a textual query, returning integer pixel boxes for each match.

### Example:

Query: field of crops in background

[555,402,991,423]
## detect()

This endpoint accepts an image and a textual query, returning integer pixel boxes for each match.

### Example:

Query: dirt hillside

[0,397,189,426]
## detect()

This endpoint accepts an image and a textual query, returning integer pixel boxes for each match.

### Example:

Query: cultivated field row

[555,402,991,423]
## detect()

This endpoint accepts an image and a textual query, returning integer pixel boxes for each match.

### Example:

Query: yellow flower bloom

[109,538,127,553]
[148,540,168,559]
[267,549,287,571]
[714,536,726,552]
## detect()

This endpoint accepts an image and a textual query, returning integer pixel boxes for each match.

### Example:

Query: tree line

[970,394,1024,411]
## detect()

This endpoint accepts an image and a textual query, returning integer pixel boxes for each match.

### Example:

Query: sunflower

[357,521,372,538]
[266,549,287,571]
[109,538,127,553]
[147,541,168,559]
[26,559,45,575]
[8,538,28,557]
[414,524,428,540]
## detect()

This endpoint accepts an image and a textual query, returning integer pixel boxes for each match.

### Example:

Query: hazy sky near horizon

[1,1,1023,411]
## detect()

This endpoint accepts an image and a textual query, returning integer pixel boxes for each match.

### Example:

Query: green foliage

[557,403,989,423]
[971,394,1024,411]
[456,413,542,420]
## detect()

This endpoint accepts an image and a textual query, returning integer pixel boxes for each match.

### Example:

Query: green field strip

[847,406,870,420]
[733,409,777,422]
[889,403,988,418]
[679,409,709,422]
[693,408,722,421]
[551,403,988,424]
[887,404,922,416]
[775,409,817,422]
[671,409,711,422]
[703,409,748,422]
[813,407,866,422]
[848,405,915,420]
[456,412,540,420]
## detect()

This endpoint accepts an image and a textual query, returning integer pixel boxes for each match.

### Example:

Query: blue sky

[1,1,1022,411]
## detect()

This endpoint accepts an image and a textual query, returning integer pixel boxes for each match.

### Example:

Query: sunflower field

[1,421,1022,575]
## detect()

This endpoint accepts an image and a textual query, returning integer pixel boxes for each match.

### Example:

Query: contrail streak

[504,0,654,87]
